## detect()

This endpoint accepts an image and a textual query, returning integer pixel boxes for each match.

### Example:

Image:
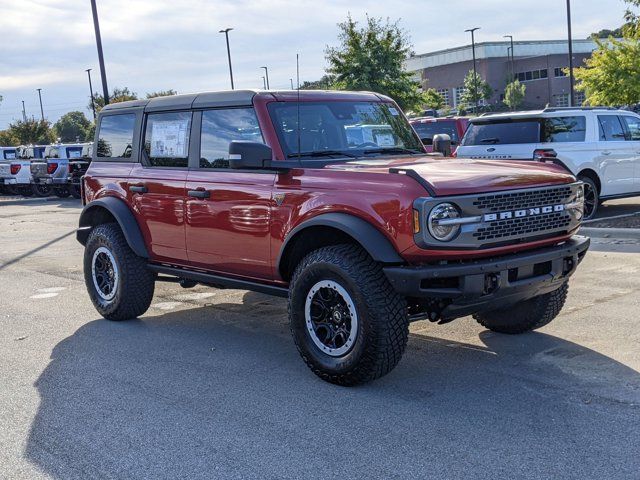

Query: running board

[147,264,289,298]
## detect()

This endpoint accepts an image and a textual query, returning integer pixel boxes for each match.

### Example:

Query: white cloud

[0,0,629,128]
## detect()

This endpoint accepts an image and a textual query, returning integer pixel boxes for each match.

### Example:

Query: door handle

[129,184,148,193]
[188,189,210,199]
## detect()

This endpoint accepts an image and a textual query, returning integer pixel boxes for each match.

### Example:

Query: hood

[324,156,576,197]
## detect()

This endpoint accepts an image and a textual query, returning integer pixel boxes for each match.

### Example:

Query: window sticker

[388,107,399,116]
[68,149,82,159]
[151,120,189,157]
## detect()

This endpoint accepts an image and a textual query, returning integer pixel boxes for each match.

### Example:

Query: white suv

[456,107,640,219]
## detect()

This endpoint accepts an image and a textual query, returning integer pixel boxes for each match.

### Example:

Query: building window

[515,69,548,83]
[554,67,567,77]
[575,91,586,106]
[453,86,465,107]
[436,88,450,106]
[555,93,570,108]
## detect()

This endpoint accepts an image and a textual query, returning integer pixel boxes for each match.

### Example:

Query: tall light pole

[90,0,109,105]
[219,28,234,90]
[465,27,480,113]
[261,76,266,89]
[503,35,514,81]
[566,0,575,106]
[290,78,294,90]
[21,101,27,122]
[86,68,97,120]
[260,66,270,89]
[36,88,44,121]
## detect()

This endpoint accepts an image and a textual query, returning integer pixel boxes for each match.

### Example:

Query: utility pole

[465,27,480,113]
[21,101,27,122]
[36,88,44,121]
[261,66,270,89]
[219,28,234,89]
[290,78,294,90]
[90,0,109,104]
[504,35,514,80]
[261,76,266,89]
[86,68,97,120]
[566,0,575,106]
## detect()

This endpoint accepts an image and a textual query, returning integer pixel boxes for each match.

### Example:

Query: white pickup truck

[30,143,89,197]
[0,146,46,196]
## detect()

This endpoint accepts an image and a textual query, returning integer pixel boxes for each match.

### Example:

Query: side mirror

[228,141,275,170]
[432,134,452,157]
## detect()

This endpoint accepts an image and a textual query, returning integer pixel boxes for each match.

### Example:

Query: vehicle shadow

[25,292,640,479]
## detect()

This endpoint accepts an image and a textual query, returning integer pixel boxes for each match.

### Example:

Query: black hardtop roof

[99,89,392,113]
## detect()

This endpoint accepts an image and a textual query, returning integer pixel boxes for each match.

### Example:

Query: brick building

[405,39,600,110]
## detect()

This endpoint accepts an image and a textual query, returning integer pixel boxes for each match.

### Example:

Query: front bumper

[384,235,590,319]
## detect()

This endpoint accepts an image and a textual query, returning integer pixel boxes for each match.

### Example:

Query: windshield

[412,120,459,144]
[268,101,423,159]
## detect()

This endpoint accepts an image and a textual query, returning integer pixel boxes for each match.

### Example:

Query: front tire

[31,183,51,197]
[289,244,409,386]
[84,223,156,321]
[473,283,569,334]
[54,186,70,198]
[579,176,599,220]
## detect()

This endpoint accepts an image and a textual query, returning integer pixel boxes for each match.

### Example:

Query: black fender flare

[77,197,149,258]
[276,212,404,276]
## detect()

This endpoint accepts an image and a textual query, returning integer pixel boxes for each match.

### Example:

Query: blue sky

[0,0,630,130]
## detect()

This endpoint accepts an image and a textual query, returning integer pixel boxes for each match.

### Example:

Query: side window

[199,108,263,169]
[144,112,192,168]
[66,147,83,159]
[622,116,640,141]
[98,114,136,158]
[542,116,586,143]
[46,147,59,159]
[598,115,626,141]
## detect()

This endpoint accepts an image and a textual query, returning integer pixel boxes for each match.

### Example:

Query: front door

[128,111,192,263]
[620,114,640,192]
[185,107,275,280]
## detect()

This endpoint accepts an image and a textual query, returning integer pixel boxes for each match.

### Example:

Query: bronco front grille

[472,185,573,212]
[473,211,572,241]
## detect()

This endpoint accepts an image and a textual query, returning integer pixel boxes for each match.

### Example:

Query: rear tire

[289,244,409,386]
[31,183,51,197]
[473,283,569,334]
[70,184,82,199]
[54,186,70,198]
[579,176,598,220]
[84,223,156,321]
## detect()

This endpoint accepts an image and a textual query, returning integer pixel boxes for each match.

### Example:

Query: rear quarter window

[541,116,586,142]
[462,120,540,146]
[97,114,136,158]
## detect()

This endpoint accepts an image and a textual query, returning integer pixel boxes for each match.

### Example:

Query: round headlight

[428,203,461,242]
[567,186,584,221]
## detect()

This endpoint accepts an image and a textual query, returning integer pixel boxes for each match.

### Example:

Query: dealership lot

[0,198,639,479]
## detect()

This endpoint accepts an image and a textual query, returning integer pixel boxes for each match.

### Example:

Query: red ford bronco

[78,90,589,385]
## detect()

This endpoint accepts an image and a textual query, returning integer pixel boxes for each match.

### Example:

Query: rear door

[620,114,640,192]
[127,111,192,263]
[185,107,275,280]
[457,118,540,160]
[596,115,635,196]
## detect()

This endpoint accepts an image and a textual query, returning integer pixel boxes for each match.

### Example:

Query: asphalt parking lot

[1,197,639,479]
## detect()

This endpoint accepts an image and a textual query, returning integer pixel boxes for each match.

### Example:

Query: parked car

[77,89,589,386]
[410,117,469,153]
[68,144,93,198]
[0,145,46,196]
[456,107,640,219]
[0,147,18,194]
[31,143,89,197]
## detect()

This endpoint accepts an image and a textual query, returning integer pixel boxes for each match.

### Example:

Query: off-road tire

[473,283,569,334]
[579,176,599,220]
[84,223,155,321]
[289,244,409,386]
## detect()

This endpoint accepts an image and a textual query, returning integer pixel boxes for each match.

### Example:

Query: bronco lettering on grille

[483,204,565,222]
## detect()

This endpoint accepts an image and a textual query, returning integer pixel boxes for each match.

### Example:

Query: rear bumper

[0,177,17,185]
[383,235,590,319]
[32,176,67,185]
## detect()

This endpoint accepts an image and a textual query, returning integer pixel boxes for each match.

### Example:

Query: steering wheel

[356,142,379,148]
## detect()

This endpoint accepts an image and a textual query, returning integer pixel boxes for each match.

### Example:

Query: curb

[0,196,79,206]
[579,226,640,240]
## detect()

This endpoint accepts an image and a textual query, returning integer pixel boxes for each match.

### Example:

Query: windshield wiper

[287,150,358,159]
[362,147,423,156]
[479,137,500,144]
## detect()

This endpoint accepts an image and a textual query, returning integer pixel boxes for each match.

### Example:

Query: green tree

[89,87,138,113]
[146,89,177,98]
[460,70,493,109]
[423,88,445,110]
[574,30,640,106]
[5,118,55,145]
[0,129,19,146]
[503,80,526,110]
[325,15,425,110]
[300,75,334,90]
[53,111,93,142]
